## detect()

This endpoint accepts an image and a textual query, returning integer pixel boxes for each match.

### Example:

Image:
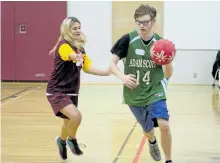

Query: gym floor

[1,82,220,163]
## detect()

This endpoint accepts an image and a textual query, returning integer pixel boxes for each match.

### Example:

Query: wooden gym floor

[1,82,220,163]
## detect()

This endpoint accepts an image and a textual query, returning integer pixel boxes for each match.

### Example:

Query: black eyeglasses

[135,19,152,26]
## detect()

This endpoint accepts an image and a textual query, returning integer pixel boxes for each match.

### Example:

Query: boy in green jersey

[110,4,174,163]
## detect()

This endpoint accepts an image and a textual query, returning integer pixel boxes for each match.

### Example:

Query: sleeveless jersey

[46,40,84,94]
[123,30,168,106]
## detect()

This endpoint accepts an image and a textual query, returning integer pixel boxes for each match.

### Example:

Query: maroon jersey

[46,40,85,94]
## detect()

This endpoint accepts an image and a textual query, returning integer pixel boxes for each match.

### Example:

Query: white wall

[67,1,122,84]
[169,50,217,85]
[164,1,220,85]
[164,1,220,50]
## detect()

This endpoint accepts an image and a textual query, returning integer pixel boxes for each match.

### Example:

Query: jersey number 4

[136,70,150,85]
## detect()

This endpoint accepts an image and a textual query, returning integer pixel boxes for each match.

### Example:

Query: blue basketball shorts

[129,99,169,133]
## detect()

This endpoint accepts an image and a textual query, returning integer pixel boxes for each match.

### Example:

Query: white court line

[1,87,40,106]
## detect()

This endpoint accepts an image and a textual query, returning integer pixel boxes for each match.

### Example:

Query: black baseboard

[1,80,48,83]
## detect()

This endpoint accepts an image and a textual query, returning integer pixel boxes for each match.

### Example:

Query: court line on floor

[132,136,147,163]
[1,88,31,102]
[112,121,138,163]
[1,87,40,105]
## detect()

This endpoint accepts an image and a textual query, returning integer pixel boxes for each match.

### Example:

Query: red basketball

[150,39,176,65]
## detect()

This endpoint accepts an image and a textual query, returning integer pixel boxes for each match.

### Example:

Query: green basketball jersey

[123,30,168,106]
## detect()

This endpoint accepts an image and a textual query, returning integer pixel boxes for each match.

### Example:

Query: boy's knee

[144,129,154,136]
[157,119,170,133]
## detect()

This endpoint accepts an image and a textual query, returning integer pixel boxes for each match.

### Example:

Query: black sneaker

[66,137,83,156]
[55,137,67,160]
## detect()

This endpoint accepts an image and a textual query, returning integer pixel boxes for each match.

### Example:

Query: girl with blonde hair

[46,16,109,160]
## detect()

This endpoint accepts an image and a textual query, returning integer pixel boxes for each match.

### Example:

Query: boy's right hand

[121,74,138,89]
